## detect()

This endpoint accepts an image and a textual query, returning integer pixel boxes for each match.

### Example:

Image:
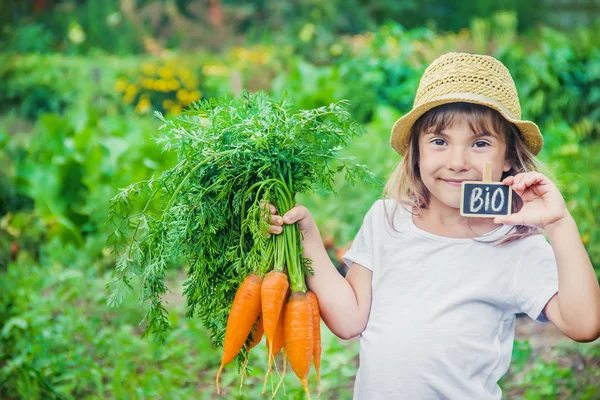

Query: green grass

[0,240,359,399]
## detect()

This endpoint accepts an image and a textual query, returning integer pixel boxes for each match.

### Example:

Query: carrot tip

[262,350,273,394]
[272,351,287,399]
[239,354,250,395]
[317,375,322,398]
[301,378,311,400]
[215,364,224,396]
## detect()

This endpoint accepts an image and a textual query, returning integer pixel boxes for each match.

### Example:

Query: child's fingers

[264,213,283,226]
[512,173,532,191]
[527,172,545,186]
[513,172,543,191]
[269,223,283,235]
[260,202,284,236]
[260,200,277,215]
[513,173,527,189]
[502,176,515,185]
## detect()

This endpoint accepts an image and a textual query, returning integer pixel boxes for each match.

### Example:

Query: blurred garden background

[1,0,599,399]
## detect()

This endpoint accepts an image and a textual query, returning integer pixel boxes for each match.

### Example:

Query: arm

[494,172,600,342]
[543,214,600,342]
[302,230,372,340]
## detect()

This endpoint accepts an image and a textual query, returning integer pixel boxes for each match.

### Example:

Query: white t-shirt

[341,199,559,399]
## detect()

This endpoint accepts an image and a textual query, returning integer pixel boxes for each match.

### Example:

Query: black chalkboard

[460,182,512,217]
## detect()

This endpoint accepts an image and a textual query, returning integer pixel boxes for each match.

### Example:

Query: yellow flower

[183,78,198,90]
[158,80,171,92]
[142,78,155,90]
[203,64,229,77]
[141,62,155,76]
[125,84,138,98]
[167,79,180,91]
[162,99,175,110]
[176,89,189,104]
[177,68,192,81]
[114,78,129,93]
[135,96,152,114]
[188,90,201,103]
[170,104,182,115]
[158,66,174,80]
[123,93,135,104]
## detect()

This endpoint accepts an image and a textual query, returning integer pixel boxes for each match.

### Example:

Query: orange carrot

[263,303,287,393]
[270,308,286,356]
[261,270,289,357]
[306,291,322,396]
[248,316,264,349]
[215,273,263,395]
[284,291,314,400]
[240,316,264,393]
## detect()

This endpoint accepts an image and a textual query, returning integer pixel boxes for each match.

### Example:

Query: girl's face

[418,116,511,211]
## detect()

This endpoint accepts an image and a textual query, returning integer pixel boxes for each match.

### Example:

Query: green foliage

[107,91,376,346]
[0,87,174,270]
[501,339,600,399]
[1,23,55,53]
[0,53,132,119]
[1,0,142,55]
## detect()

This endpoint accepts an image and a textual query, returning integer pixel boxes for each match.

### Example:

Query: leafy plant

[107,91,377,348]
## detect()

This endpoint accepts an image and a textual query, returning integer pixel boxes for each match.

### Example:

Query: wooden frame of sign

[460,162,513,218]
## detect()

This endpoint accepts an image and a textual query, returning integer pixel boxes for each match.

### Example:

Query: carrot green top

[107,91,377,345]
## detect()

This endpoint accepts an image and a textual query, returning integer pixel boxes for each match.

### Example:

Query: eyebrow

[425,130,498,138]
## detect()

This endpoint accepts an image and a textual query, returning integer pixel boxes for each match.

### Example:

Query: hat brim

[390,93,543,156]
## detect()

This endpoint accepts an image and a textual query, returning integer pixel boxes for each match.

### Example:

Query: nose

[447,147,469,171]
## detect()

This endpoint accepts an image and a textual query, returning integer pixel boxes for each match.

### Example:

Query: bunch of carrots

[106,93,374,397]
[215,183,322,399]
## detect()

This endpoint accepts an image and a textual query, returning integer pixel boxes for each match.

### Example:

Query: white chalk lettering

[491,187,505,211]
[470,188,483,212]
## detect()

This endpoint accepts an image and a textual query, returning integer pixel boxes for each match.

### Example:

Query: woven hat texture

[390,52,543,156]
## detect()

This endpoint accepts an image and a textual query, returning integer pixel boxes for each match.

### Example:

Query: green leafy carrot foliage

[106,90,376,347]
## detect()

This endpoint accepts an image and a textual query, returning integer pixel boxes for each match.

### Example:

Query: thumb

[282,212,295,224]
[283,205,304,224]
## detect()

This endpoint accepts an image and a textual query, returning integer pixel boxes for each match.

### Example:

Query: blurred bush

[1,12,598,271]
[4,1,589,56]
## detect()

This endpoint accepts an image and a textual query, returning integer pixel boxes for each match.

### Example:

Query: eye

[431,139,447,146]
[472,140,490,148]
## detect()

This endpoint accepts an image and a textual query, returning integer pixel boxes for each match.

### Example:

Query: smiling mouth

[441,179,467,186]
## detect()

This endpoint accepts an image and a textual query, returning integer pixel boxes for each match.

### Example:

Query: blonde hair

[383,102,554,245]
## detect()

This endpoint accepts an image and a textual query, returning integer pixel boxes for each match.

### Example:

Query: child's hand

[261,201,318,240]
[493,172,568,228]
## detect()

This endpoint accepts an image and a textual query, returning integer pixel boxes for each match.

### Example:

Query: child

[264,52,600,399]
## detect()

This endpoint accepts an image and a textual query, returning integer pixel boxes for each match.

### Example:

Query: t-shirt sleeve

[514,234,559,324]
[341,201,378,271]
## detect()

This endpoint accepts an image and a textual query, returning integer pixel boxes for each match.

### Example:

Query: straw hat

[390,52,543,156]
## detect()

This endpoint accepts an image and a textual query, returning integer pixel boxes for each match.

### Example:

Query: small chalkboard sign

[460,163,512,218]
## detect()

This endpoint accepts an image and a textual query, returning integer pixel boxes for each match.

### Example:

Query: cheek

[417,157,433,177]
